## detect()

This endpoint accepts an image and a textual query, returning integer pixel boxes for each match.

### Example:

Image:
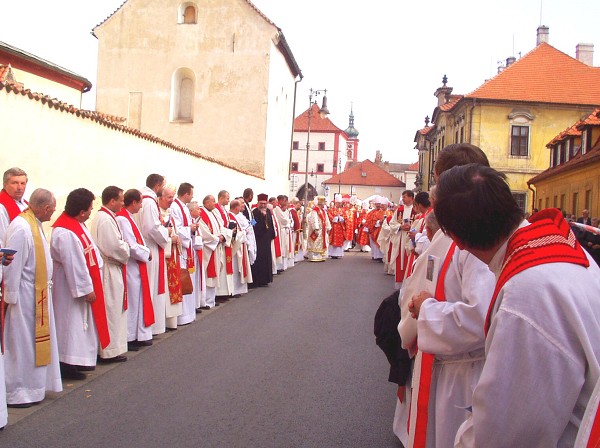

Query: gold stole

[20,208,51,366]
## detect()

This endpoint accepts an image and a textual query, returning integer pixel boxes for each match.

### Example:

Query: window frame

[510,125,530,157]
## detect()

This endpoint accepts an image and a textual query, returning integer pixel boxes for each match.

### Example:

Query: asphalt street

[2,250,403,448]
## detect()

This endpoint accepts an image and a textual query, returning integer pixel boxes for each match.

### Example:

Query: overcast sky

[1,0,599,164]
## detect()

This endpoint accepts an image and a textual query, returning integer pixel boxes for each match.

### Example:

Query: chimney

[537,26,549,45]
[506,56,516,67]
[576,43,594,66]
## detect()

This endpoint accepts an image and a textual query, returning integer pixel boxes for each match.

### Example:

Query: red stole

[98,207,128,311]
[313,206,328,249]
[0,190,24,221]
[192,217,203,291]
[405,208,433,281]
[199,208,218,278]
[143,195,166,295]
[215,205,234,275]
[117,209,155,327]
[411,242,457,448]
[485,209,590,335]
[173,199,195,272]
[272,207,282,258]
[228,212,248,278]
[52,212,111,349]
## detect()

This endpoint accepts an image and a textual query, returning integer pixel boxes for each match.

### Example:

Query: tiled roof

[407,161,419,170]
[439,95,462,111]
[323,159,405,187]
[466,43,600,105]
[0,41,92,92]
[294,103,344,133]
[546,123,581,147]
[0,80,261,179]
[530,110,600,184]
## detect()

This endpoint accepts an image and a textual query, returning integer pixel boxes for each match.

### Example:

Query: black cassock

[251,208,276,286]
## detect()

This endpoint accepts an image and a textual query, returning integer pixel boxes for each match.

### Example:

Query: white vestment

[198,207,221,308]
[51,225,103,367]
[212,204,234,296]
[377,216,393,271]
[139,187,169,335]
[171,198,195,325]
[411,234,495,448]
[455,221,600,447]
[229,212,252,295]
[90,208,130,358]
[3,216,62,404]
[160,207,182,328]
[273,206,293,270]
[116,211,152,342]
[306,207,331,262]
[0,198,27,244]
[189,223,206,309]
[239,212,257,266]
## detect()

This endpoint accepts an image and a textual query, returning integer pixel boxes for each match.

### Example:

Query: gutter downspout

[528,182,536,214]
[288,76,302,185]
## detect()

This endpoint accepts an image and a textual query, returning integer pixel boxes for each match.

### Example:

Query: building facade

[93,0,301,179]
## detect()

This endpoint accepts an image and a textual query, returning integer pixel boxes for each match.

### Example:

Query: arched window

[177,2,197,24]
[170,68,195,122]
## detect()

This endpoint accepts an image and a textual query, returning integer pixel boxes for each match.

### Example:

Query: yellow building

[529,109,600,218]
[93,0,302,179]
[417,27,600,212]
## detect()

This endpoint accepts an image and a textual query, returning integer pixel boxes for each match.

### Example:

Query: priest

[116,189,154,350]
[197,195,224,308]
[250,194,275,286]
[52,188,110,380]
[306,196,331,262]
[3,188,62,406]
[228,199,253,296]
[90,186,130,363]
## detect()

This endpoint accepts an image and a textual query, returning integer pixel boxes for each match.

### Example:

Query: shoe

[200,306,211,310]
[196,308,203,314]
[136,340,153,347]
[232,294,241,298]
[98,354,128,364]
[60,362,87,380]
[127,343,141,351]
[214,303,220,307]
[76,365,96,371]
[277,269,284,274]
[165,327,177,332]
[7,402,33,409]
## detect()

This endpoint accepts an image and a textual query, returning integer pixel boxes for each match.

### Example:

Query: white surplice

[273,206,293,270]
[171,198,195,325]
[189,223,206,309]
[0,198,27,243]
[116,211,152,342]
[3,216,62,405]
[51,225,103,367]
[455,222,600,448]
[197,207,221,308]
[212,204,233,296]
[139,187,169,335]
[229,212,252,295]
[90,208,130,358]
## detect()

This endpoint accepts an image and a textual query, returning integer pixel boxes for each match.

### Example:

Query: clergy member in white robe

[273,196,293,271]
[139,175,169,335]
[0,261,7,425]
[212,191,234,297]
[116,190,153,347]
[0,167,28,244]
[198,195,223,309]
[52,189,106,374]
[3,189,62,406]
[188,201,207,311]
[228,200,252,296]
[170,183,196,325]
[90,187,130,361]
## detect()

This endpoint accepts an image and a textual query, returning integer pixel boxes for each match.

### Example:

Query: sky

[1,0,600,164]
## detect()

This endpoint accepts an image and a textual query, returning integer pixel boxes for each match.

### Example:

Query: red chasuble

[117,209,155,327]
[484,208,590,335]
[52,212,111,349]
[98,207,128,310]
[411,242,457,448]
[272,207,282,258]
[143,195,166,294]
[199,208,218,279]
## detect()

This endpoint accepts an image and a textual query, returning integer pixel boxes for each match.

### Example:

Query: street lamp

[303,88,329,210]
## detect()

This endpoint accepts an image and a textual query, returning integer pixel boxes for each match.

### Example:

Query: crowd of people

[0,167,378,430]
[374,143,600,447]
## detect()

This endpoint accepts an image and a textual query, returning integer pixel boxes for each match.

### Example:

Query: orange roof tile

[294,103,344,133]
[439,95,462,111]
[407,161,419,170]
[466,43,600,105]
[546,123,581,147]
[323,159,405,187]
[0,80,261,179]
[576,108,600,129]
